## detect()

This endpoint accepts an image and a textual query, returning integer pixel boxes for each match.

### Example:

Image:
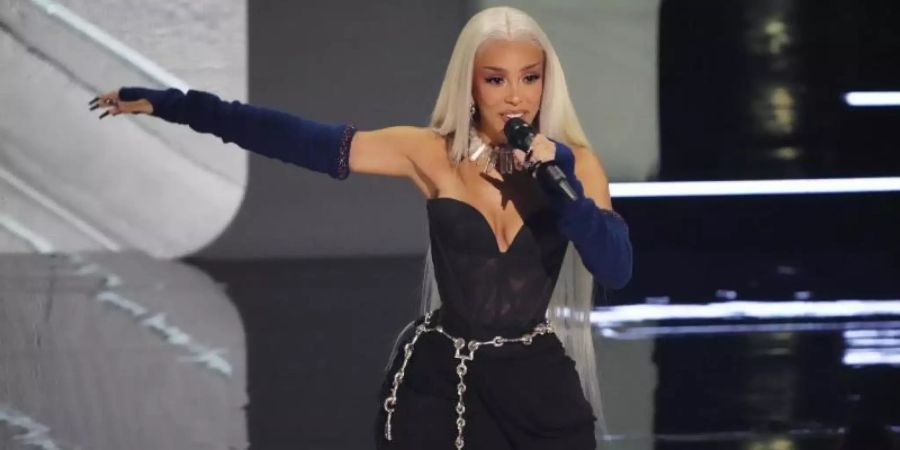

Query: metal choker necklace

[468,127,517,175]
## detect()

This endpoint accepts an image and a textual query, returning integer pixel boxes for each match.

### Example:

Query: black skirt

[374,312,597,450]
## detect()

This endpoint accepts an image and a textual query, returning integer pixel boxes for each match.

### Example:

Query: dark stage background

[1,1,898,449]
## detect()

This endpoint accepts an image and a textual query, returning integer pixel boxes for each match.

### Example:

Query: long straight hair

[423,6,609,435]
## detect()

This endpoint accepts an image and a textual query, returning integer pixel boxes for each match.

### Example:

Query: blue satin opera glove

[541,141,633,289]
[118,87,357,180]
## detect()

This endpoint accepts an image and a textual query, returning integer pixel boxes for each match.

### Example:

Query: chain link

[382,311,554,448]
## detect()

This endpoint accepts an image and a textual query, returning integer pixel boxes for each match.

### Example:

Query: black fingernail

[99,111,110,119]
[89,96,98,105]
[89,104,99,111]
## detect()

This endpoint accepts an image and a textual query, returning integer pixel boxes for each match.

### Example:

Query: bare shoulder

[571,145,608,180]
[349,126,439,177]
[407,127,451,167]
[406,127,454,198]
[349,125,450,198]
[571,145,613,209]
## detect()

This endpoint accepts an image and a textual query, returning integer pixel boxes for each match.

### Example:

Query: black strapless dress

[374,197,597,450]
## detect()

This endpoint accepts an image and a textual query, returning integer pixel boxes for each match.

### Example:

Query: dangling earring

[469,103,476,118]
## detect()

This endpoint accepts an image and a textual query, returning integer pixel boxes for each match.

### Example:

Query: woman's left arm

[541,141,633,289]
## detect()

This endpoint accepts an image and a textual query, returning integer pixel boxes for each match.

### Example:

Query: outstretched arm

[541,141,633,289]
[92,87,429,183]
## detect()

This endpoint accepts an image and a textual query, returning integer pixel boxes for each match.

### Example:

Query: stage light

[610,177,900,197]
[844,91,900,107]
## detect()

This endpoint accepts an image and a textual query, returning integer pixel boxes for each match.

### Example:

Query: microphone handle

[532,161,578,201]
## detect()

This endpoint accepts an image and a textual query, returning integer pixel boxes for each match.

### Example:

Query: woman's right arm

[91,87,434,186]
[349,126,439,193]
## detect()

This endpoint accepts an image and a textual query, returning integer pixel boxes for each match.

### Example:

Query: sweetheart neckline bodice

[424,195,568,339]
[426,197,550,255]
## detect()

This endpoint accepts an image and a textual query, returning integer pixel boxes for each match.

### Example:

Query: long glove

[118,87,357,180]
[540,141,633,289]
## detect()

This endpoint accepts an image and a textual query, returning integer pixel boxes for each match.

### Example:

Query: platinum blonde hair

[422,6,609,437]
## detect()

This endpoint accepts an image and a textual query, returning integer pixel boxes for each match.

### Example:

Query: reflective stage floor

[2,251,897,449]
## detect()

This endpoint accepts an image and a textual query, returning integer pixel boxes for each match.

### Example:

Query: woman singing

[90,6,632,449]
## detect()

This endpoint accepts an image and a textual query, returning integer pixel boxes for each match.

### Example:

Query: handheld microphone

[503,118,578,201]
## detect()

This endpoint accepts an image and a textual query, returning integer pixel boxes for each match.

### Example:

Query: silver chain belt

[382,310,555,449]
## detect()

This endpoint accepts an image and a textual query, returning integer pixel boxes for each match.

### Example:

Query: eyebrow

[480,62,543,72]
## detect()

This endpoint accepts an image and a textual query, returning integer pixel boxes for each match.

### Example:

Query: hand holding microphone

[503,117,579,202]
